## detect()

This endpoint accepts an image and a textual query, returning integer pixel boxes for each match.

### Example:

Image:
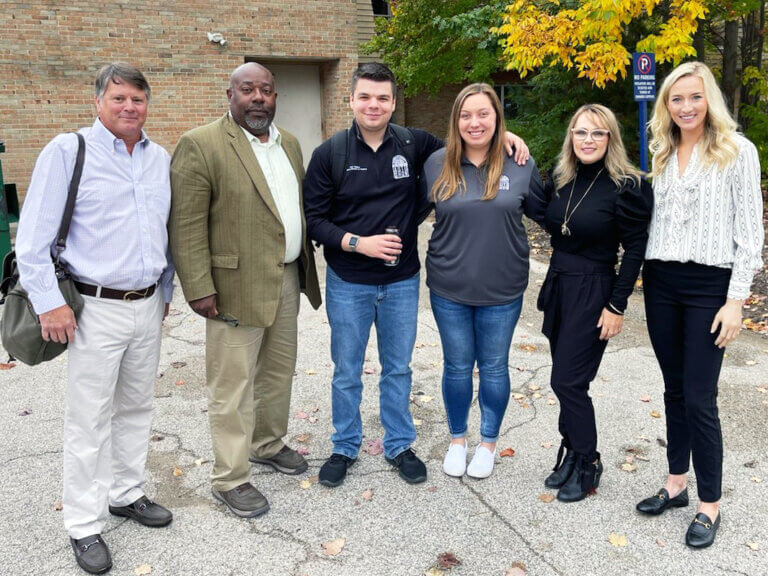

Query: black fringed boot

[544,438,576,489]
[556,452,602,502]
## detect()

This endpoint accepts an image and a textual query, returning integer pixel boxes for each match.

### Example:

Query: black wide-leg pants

[643,259,730,502]
[538,251,614,458]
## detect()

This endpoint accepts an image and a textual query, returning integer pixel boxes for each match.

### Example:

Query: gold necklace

[561,167,604,236]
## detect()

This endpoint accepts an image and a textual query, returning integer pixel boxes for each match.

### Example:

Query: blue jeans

[430,291,523,443]
[325,266,419,460]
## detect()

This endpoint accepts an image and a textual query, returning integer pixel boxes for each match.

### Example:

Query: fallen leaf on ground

[541,442,553,449]
[746,541,760,551]
[133,565,152,576]
[745,360,757,366]
[547,397,557,406]
[655,538,665,547]
[515,365,527,371]
[194,458,209,466]
[413,418,423,426]
[305,369,317,375]
[608,533,628,547]
[650,410,661,418]
[293,433,310,443]
[538,493,555,503]
[428,486,438,493]
[621,462,637,472]
[295,411,309,419]
[18,409,32,416]
[150,434,165,442]
[437,552,461,569]
[322,537,345,556]
[512,393,526,400]
[750,476,762,483]
[0,362,17,370]
[308,416,318,423]
[657,437,667,447]
[361,488,374,501]
[172,467,183,477]
[519,344,536,352]
[640,395,651,402]
[300,480,312,490]
[363,367,376,374]
[532,392,542,399]
[171,361,186,368]
[423,569,443,576]
[500,448,515,458]
[175,380,185,386]
[528,384,541,391]
[364,438,383,455]
[53,501,63,511]
[505,562,528,576]
[296,447,309,456]
[744,460,758,468]
[415,394,434,404]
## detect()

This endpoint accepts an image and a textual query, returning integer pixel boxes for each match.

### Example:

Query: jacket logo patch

[345,165,368,172]
[392,155,409,179]
[499,175,510,191]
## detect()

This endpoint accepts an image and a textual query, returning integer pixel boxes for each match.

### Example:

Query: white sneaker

[442,441,467,477]
[467,445,496,479]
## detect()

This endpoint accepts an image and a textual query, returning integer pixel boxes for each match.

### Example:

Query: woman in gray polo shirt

[423,83,547,479]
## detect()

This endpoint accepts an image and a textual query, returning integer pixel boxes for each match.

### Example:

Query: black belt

[74,281,157,301]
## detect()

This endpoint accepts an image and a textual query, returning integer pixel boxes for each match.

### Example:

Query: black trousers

[538,251,614,458]
[643,259,730,502]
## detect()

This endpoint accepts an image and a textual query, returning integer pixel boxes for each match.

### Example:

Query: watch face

[349,236,359,249]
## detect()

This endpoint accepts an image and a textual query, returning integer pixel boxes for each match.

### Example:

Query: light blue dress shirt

[15,118,175,315]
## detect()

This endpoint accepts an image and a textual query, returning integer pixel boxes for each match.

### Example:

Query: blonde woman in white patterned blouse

[636,61,764,549]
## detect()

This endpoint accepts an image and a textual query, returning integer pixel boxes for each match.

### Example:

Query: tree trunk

[722,19,739,115]
[693,19,706,60]
[738,3,766,128]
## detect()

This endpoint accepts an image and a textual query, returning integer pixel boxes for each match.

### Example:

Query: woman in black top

[538,104,653,501]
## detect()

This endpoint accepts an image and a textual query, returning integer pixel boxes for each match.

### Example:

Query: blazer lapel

[223,115,282,223]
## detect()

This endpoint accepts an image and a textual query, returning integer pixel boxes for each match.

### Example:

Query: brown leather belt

[74,281,157,301]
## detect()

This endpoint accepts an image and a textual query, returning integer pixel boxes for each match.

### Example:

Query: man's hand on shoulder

[40,304,77,344]
[189,294,218,319]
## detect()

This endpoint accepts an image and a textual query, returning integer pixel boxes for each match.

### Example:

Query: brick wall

[0,1,359,197]
[403,85,461,141]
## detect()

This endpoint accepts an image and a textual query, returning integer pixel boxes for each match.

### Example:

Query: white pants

[62,290,163,539]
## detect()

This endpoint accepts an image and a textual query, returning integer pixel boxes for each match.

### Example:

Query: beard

[245,113,272,133]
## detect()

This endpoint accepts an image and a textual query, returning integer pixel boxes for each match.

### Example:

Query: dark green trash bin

[0,139,20,264]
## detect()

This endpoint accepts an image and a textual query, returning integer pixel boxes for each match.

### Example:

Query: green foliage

[740,66,768,173]
[363,0,507,96]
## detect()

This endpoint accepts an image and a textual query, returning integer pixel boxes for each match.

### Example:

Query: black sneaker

[319,454,356,487]
[386,448,427,484]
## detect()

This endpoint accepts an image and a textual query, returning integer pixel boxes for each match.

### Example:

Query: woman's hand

[597,308,623,340]
[711,298,743,348]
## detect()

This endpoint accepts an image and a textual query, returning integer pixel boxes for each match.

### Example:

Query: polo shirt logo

[499,175,510,191]
[392,155,409,179]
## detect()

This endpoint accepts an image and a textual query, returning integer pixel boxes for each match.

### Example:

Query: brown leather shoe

[212,482,270,518]
[250,445,308,475]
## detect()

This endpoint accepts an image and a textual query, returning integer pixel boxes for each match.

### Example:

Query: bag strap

[54,133,85,260]
[329,128,350,192]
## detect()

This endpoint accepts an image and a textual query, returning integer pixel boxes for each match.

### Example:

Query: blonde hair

[553,104,642,189]
[431,83,506,202]
[649,61,739,176]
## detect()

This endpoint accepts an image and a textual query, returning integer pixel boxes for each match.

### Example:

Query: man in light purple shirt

[15,63,174,575]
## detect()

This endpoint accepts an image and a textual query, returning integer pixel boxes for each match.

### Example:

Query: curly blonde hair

[649,61,739,176]
[553,104,642,190]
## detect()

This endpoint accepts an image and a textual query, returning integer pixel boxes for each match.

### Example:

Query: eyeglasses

[571,128,610,141]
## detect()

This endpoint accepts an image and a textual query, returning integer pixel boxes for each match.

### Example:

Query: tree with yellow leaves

[492,0,709,88]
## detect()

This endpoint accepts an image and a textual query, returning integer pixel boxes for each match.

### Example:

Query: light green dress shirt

[239,122,302,263]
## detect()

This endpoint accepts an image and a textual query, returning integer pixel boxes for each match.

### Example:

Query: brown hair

[431,83,506,202]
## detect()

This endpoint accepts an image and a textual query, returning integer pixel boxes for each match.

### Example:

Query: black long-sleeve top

[303,122,443,285]
[543,159,653,313]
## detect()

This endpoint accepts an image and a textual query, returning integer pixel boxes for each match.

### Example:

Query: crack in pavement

[460,480,566,576]
[1,449,61,466]
[246,523,338,576]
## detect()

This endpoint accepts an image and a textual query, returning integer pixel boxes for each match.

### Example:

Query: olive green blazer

[169,114,321,328]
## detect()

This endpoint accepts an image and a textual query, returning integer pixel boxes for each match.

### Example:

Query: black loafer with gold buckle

[686,511,721,549]
[636,488,689,515]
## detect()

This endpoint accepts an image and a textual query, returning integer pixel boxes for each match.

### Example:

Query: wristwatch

[348,235,360,252]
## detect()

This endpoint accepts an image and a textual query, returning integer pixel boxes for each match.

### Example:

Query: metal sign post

[632,52,656,173]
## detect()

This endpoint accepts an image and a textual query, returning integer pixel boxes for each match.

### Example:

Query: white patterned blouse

[645,133,764,300]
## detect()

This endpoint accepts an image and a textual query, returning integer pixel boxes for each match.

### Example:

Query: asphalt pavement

[1,222,766,576]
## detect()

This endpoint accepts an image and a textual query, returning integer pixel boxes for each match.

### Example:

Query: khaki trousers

[205,262,299,491]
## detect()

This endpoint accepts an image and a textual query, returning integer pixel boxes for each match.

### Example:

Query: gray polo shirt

[424,148,546,306]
